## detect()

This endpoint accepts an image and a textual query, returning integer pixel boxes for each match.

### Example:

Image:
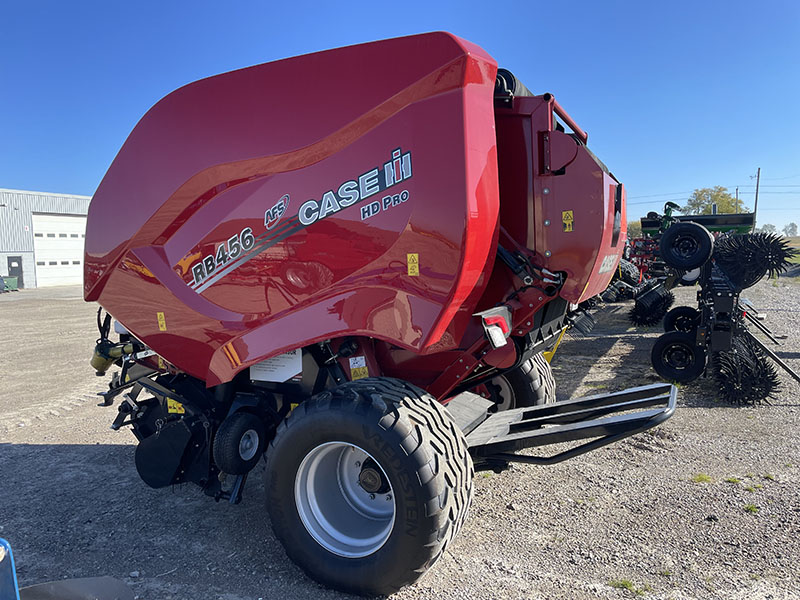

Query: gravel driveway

[1,279,798,600]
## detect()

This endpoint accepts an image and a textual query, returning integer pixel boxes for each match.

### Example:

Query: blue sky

[1,0,798,229]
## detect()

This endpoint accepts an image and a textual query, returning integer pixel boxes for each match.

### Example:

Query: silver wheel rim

[238,429,259,461]
[294,442,395,558]
[490,375,515,411]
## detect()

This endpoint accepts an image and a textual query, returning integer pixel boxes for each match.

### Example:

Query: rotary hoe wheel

[629,282,675,327]
[713,233,799,290]
[712,335,780,405]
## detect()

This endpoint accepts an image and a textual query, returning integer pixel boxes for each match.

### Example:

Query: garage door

[32,213,86,287]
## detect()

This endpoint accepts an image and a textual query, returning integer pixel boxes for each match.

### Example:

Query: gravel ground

[0,278,798,600]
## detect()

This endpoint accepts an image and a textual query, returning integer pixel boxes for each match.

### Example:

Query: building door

[7,256,23,288]
[32,213,86,287]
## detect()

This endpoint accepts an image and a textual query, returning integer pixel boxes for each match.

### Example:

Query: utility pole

[752,167,761,231]
[735,187,739,213]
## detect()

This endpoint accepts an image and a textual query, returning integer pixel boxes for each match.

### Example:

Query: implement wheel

[265,377,473,596]
[663,306,701,334]
[651,331,706,383]
[659,222,714,270]
[486,353,556,411]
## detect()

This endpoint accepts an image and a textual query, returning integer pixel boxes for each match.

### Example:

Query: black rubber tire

[487,353,556,410]
[212,412,266,475]
[659,222,714,270]
[616,259,640,286]
[601,287,619,303]
[532,353,557,402]
[663,306,701,333]
[651,331,706,383]
[265,377,473,596]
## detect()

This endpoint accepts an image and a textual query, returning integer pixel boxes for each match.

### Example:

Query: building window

[72,261,80,265]
[59,233,67,238]
[81,234,85,237]
[61,261,69,265]
[48,261,57,265]
[70,233,79,238]
[47,233,55,238]
[36,261,45,266]
[35,233,43,237]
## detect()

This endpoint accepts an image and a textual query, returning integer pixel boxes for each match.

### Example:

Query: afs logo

[265,194,290,230]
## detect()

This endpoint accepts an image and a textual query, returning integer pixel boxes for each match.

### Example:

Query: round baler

[85,32,676,595]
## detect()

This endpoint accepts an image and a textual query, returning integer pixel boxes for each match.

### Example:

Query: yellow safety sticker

[157,356,166,371]
[166,398,185,414]
[349,356,369,380]
[562,210,574,232]
[157,311,167,331]
[407,253,419,276]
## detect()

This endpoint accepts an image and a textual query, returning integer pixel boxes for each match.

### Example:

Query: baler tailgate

[456,383,676,465]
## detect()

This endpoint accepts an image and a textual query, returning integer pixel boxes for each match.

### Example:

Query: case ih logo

[187,147,413,293]
[265,194,290,230]
[297,147,412,227]
[383,148,411,187]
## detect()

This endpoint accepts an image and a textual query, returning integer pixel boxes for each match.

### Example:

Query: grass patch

[585,382,610,389]
[691,473,713,483]
[744,504,760,514]
[608,579,651,596]
[724,477,741,484]
[609,579,636,592]
[658,570,672,577]
[763,473,775,481]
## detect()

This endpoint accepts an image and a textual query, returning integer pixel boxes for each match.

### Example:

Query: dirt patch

[1,282,799,599]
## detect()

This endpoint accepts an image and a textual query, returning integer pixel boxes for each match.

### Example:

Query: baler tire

[487,353,555,410]
[659,222,714,270]
[532,353,557,402]
[651,331,706,383]
[212,412,266,475]
[663,306,701,334]
[265,377,473,596]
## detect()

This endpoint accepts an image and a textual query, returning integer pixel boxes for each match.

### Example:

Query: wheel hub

[238,429,259,461]
[674,235,699,258]
[295,442,396,558]
[358,458,389,494]
[664,345,691,369]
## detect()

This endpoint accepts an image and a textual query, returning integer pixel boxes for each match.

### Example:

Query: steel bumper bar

[447,383,677,467]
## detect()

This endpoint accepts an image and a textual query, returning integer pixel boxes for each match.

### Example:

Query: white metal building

[0,188,91,288]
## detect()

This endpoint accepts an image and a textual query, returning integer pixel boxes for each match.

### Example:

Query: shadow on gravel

[0,443,350,600]
[553,304,663,400]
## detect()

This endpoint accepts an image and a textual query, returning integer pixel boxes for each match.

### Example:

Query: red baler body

[85,32,625,390]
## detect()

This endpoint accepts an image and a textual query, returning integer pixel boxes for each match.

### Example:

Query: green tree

[760,223,777,234]
[682,186,750,215]
[783,222,798,237]
[627,220,642,239]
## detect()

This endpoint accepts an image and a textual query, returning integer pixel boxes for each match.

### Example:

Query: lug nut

[386,494,392,501]
[369,494,376,500]
[355,461,361,467]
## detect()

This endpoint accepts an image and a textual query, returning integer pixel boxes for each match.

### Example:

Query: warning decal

[167,398,185,414]
[349,356,369,380]
[157,311,167,331]
[562,211,574,232]
[407,253,419,276]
